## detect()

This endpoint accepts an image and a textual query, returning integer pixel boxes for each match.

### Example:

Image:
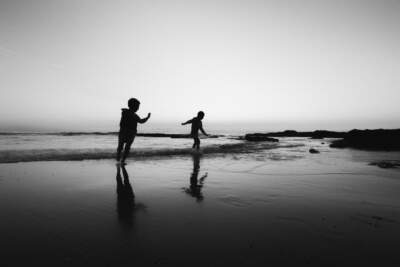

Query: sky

[0,0,399,132]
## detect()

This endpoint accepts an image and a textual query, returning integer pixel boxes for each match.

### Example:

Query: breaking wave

[0,142,302,163]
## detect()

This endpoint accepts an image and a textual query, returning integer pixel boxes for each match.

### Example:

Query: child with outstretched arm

[116,98,151,164]
[181,111,209,150]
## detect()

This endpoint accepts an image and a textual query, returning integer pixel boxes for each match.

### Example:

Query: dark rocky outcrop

[244,129,400,151]
[252,130,346,139]
[369,160,400,169]
[330,129,400,151]
[244,134,279,142]
[59,132,222,139]
[309,148,320,154]
[141,133,190,138]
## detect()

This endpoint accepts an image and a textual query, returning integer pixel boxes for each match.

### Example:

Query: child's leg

[116,138,125,161]
[194,137,200,150]
[121,138,134,162]
[192,138,196,148]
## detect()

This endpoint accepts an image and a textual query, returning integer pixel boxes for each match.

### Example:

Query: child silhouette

[116,98,151,164]
[182,111,209,150]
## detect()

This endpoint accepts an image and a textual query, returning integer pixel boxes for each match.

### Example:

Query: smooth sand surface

[1,145,400,266]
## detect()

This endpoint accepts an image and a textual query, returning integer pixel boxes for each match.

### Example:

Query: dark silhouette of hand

[147,113,151,118]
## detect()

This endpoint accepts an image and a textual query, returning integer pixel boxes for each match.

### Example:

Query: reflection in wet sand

[183,154,208,202]
[116,165,145,229]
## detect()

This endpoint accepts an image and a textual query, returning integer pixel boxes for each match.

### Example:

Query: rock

[309,148,320,154]
[310,130,346,139]
[56,132,224,139]
[262,130,346,138]
[141,133,222,139]
[330,129,400,151]
[369,161,400,169]
[244,134,279,142]
[243,128,400,151]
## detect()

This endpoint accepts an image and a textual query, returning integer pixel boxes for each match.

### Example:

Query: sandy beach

[1,139,399,266]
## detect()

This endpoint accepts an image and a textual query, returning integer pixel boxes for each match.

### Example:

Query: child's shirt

[188,117,203,136]
[119,108,140,134]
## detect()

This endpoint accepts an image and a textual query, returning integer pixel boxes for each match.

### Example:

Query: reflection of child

[116,98,151,164]
[181,111,209,150]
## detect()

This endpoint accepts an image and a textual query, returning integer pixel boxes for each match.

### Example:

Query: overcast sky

[0,0,399,131]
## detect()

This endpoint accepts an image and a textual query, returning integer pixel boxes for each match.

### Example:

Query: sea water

[1,126,399,166]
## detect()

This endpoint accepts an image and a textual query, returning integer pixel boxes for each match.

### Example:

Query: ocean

[0,128,300,163]
[1,126,400,266]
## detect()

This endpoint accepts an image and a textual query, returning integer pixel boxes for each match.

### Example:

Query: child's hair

[128,98,140,110]
[197,111,205,118]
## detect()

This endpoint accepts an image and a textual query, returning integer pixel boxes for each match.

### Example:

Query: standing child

[181,111,209,150]
[116,98,151,164]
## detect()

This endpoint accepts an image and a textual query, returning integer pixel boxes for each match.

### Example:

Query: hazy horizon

[1,118,399,133]
[1,0,399,132]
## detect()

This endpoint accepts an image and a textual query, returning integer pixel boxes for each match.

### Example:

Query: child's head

[128,98,140,112]
[197,111,205,120]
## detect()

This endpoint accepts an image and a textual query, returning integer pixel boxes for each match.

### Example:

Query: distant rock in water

[252,130,346,139]
[369,160,400,169]
[244,134,279,142]
[309,148,320,154]
[139,133,222,139]
[144,133,190,138]
[330,129,400,151]
[242,130,345,142]
[243,129,400,151]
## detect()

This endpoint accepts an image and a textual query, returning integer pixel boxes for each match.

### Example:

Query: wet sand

[1,145,400,266]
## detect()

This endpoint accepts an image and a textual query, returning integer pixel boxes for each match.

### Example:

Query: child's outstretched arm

[200,125,208,136]
[138,113,151,124]
[181,119,193,125]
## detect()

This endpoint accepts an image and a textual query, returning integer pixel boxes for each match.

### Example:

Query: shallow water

[0,132,238,151]
[0,143,399,266]
[0,133,310,163]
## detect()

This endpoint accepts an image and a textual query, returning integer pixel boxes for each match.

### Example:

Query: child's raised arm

[181,119,193,125]
[138,113,151,124]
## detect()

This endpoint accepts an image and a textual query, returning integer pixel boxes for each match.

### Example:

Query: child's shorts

[119,129,136,143]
